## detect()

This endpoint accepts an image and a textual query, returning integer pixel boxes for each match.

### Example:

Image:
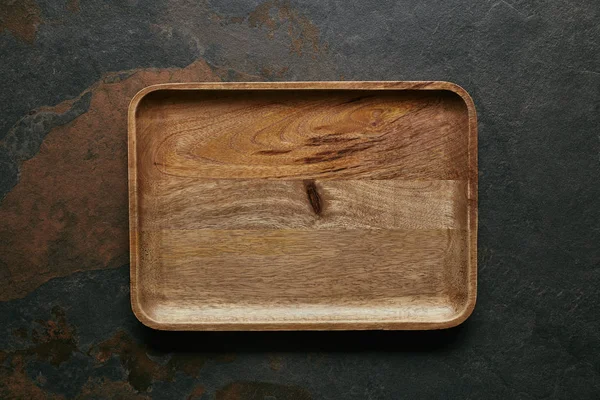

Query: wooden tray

[128,82,477,331]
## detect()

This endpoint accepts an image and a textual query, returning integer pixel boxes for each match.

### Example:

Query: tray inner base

[132,88,473,328]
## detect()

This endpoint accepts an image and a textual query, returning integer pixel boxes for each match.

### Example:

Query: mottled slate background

[1,0,599,398]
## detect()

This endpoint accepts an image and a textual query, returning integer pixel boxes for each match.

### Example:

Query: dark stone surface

[1,0,599,398]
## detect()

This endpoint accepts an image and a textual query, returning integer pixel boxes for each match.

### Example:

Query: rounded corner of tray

[129,84,165,115]
[442,293,477,329]
[130,295,168,331]
[437,81,477,119]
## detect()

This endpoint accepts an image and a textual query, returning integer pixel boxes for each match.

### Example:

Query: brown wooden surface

[128,81,477,330]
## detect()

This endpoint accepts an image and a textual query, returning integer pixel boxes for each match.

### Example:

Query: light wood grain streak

[138,229,464,306]
[148,304,458,324]
[140,179,466,230]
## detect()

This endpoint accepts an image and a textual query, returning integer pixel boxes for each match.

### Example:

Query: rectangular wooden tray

[128,81,477,330]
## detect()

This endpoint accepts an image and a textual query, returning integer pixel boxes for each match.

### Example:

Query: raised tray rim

[128,81,478,331]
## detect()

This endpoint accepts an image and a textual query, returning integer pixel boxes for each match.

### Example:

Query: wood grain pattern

[140,179,466,230]
[128,81,478,330]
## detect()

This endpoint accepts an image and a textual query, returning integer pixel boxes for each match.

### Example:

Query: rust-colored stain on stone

[0,307,77,399]
[91,330,170,392]
[216,381,312,400]
[5,306,77,367]
[78,378,150,400]
[187,385,205,400]
[268,354,284,371]
[260,66,290,80]
[247,0,323,57]
[29,306,77,366]
[0,302,240,397]
[0,60,220,301]
[90,329,234,393]
[0,0,43,43]
[165,353,208,378]
[67,0,80,13]
[0,354,65,400]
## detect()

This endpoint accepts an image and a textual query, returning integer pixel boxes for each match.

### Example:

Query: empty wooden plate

[128,81,477,330]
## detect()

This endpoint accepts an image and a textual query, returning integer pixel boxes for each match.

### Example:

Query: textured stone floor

[0,0,599,398]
